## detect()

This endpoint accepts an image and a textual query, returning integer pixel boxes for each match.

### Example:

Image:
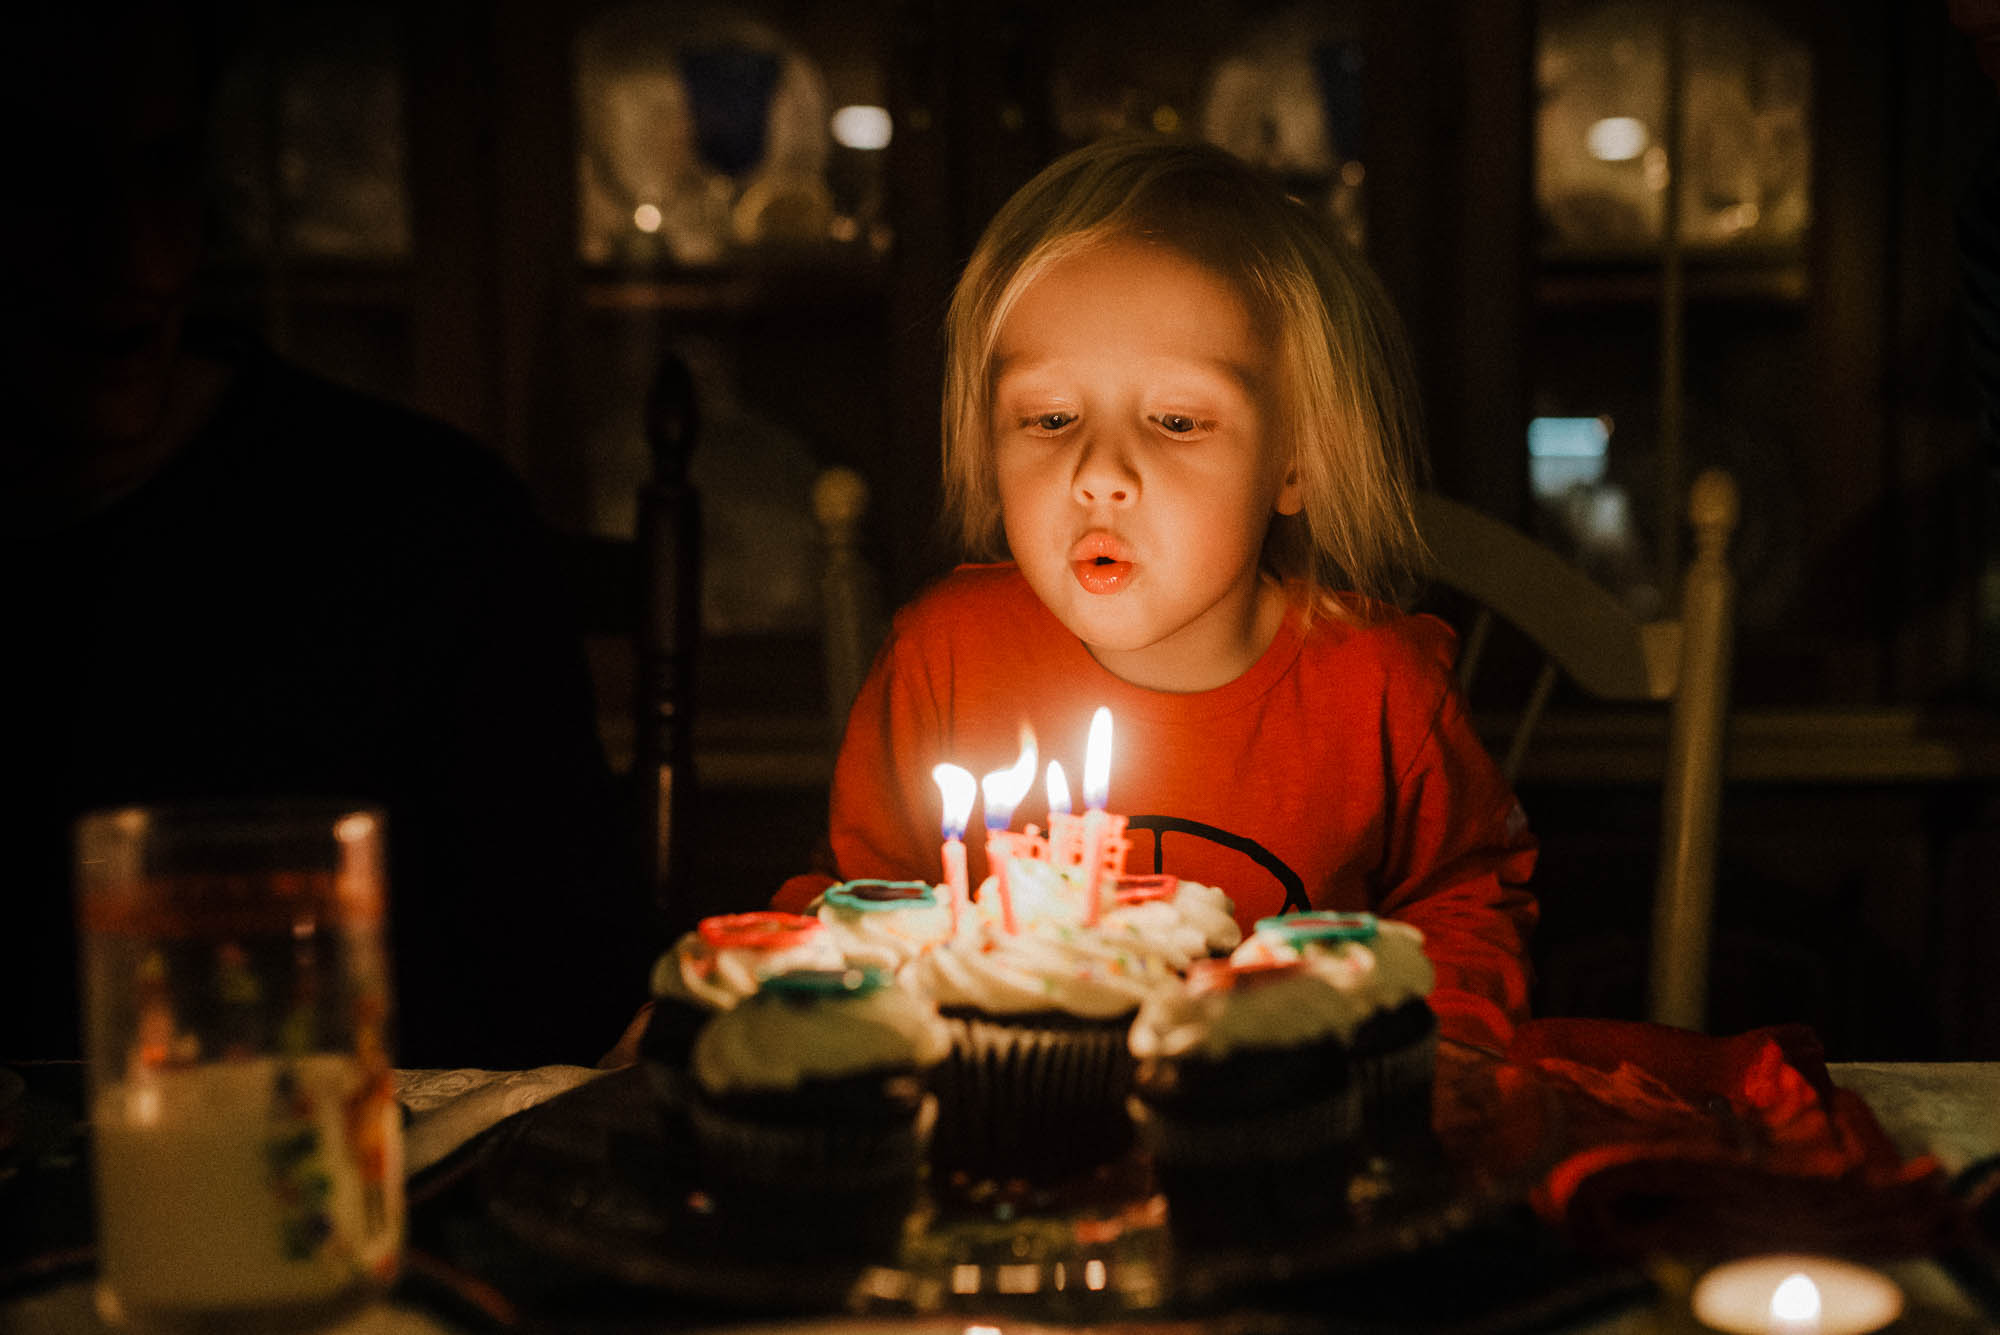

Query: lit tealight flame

[981,730,1037,830]
[1770,1273,1821,1327]
[933,763,975,841]
[633,202,663,233]
[1082,707,1113,810]
[1045,760,1071,816]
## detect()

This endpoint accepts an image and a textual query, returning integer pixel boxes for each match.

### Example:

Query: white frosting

[1097,880,1242,967]
[968,859,1241,971]
[1228,918,1434,1014]
[900,916,1171,1020]
[692,983,952,1095]
[969,857,1084,931]
[649,927,847,1011]
[815,889,958,970]
[1129,958,1375,1059]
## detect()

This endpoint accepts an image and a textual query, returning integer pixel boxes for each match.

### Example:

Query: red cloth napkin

[1505,1017,1962,1261]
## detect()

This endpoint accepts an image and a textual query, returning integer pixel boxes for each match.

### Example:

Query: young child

[775,135,1537,1053]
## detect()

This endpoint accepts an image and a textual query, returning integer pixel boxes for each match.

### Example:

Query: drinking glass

[75,801,402,1331]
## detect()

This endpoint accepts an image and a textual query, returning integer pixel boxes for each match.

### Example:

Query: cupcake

[643,911,846,1067]
[903,872,1171,1184]
[1231,912,1438,1135]
[1127,958,1365,1244]
[687,965,951,1261]
[815,879,959,970]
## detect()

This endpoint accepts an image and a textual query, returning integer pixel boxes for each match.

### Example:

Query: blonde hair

[941,134,1430,615]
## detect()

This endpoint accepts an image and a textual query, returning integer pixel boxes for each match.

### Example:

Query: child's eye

[1022,412,1075,433]
[1151,414,1210,436]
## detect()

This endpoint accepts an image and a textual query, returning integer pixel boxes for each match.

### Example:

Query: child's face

[990,238,1301,692]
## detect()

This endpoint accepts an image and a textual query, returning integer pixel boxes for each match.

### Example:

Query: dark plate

[464,1039,1569,1320]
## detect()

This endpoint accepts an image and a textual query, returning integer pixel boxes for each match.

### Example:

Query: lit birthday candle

[932,763,976,934]
[1044,760,1084,868]
[1079,707,1129,925]
[980,733,1038,933]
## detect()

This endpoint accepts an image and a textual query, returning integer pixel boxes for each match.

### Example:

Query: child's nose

[1072,434,1138,506]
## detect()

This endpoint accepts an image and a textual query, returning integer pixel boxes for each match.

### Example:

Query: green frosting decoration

[1255,910,1379,944]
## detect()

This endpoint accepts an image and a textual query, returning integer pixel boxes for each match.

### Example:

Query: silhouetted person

[2,2,657,1066]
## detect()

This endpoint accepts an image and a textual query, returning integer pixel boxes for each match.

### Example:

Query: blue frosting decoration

[759,966,888,999]
[825,879,939,912]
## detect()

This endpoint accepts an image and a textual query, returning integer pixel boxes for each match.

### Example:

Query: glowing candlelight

[933,763,975,934]
[1044,760,1085,868]
[1078,707,1128,925]
[981,733,1037,933]
[1083,707,1112,811]
[1690,1255,1900,1335]
[1770,1274,1821,1332]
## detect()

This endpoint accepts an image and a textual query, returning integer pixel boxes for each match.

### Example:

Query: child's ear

[1274,465,1305,517]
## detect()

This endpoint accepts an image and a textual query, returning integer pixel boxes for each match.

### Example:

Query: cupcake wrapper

[931,1013,1135,1179]
[690,1092,937,1190]
[1353,1025,1439,1130]
[1128,1081,1361,1169]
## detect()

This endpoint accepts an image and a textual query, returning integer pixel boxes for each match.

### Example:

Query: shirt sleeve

[1374,679,1541,1054]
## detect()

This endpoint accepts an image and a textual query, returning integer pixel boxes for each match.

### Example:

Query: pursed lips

[1069,531,1135,594]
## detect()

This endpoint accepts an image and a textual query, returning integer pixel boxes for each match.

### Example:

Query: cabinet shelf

[578,252,889,316]
[1535,247,1808,309]
[194,261,412,311]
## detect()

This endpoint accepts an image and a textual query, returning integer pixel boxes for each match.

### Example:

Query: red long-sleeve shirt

[776,564,1539,1051]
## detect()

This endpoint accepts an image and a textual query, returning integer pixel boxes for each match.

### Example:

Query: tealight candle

[1690,1255,1902,1335]
[980,733,1038,934]
[1078,707,1128,926]
[932,763,976,934]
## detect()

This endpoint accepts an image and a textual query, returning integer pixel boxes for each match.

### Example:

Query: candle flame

[981,729,1038,830]
[933,763,976,840]
[1770,1273,1820,1325]
[1083,707,1113,810]
[1045,760,1071,815]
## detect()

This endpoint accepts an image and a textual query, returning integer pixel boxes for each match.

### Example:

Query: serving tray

[458,1039,1566,1321]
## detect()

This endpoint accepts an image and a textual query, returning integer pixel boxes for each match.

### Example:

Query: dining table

[2,1051,1996,1334]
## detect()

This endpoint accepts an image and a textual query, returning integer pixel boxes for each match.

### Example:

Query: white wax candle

[1690,1255,1902,1335]
[979,735,1037,933]
[1080,708,1114,924]
[932,763,977,933]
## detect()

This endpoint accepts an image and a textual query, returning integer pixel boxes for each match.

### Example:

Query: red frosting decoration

[697,911,824,952]
[1186,957,1306,994]
[1113,873,1179,904]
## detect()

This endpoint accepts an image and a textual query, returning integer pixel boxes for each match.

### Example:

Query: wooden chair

[635,351,703,929]
[628,351,889,927]
[811,464,887,735]
[1413,468,1739,1031]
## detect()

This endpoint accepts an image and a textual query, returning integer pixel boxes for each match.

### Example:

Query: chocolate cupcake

[901,882,1170,1184]
[1127,958,1365,1245]
[687,966,951,1262]
[1232,912,1438,1138]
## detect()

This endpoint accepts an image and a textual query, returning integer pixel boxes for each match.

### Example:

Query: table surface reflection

[3,1060,1995,1334]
